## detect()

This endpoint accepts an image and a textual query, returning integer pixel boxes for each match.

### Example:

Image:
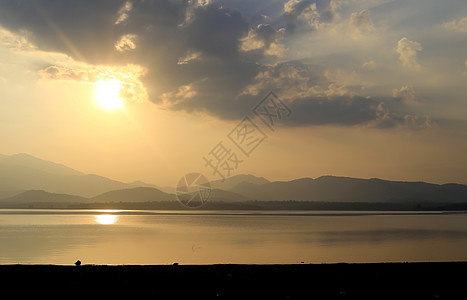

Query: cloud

[241,63,327,98]
[0,27,35,51]
[0,0,441,130]
[114,34,137,52]
[320,0,345,22]
[395,37,422,69]
[281,2,375,42]
[349,9,374,36]
[177,50,202,65]
[183,4,249,60]
[283,0,321,34]
[115,1,133,25]
[39,65,100,83]
[285,95,432,129]
[361,60,376,70]
[236,62,432,129]
[240,24,285,57]
[392,85,419,105]
[181,0,215,27]
[161,83,197,106]
[39,63,148,103]
[442,17,467,32]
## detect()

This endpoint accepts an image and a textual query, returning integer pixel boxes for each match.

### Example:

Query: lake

[1,209,467,265]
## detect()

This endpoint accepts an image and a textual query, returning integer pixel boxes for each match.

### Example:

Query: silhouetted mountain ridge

[92,187,175,202]
[229,175,467,203]
[1,190,87,203]
[0,153,84,176]
[1,153,467,205]
[210,174,269,190]
[0,153,158,197]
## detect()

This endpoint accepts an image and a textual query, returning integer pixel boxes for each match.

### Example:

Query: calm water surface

[1,209,467,265]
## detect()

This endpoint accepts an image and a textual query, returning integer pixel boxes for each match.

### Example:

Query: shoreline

[0,207,466,215]
[2,262,466,298]
[3,200,467,211]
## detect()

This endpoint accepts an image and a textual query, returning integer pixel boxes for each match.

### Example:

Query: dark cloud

[0,0,433,130]
[0,0,128,63]
[161,59,434,129]
[184,5,249,60]
[288,95,382,126]
[286,96,433,129]
[282,0,341,35]
[252,24,280,49]
[283,0,319,35]
[240,23,285,60]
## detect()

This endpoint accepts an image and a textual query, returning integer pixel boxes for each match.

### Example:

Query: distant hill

[2,153,467,206]
[2,176,467,210]
[0,163,133,198]
[206,188,252,202]
[0,153,84,176]
[0,154,156,198]
[91,187,176,203]
[0,190,87,203]
[229,176,467,203]
[0,182,23,199]
[157,174,270,194]
[127,180,159,189]
[91,187,251,203]
[210,174,269,190]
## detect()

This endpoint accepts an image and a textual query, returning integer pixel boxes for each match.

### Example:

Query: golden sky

[1,0,467,186]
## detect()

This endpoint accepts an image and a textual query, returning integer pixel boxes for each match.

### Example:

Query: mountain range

[0,153,154,198]
[1,153,467,207]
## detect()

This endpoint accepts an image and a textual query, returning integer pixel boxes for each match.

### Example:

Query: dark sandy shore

[1,262,466,299]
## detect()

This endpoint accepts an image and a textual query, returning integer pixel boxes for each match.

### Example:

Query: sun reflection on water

[94,214,119,225]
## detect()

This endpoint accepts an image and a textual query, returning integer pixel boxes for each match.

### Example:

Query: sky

[1,0,467,186]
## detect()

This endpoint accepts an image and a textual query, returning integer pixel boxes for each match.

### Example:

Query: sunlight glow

[94,214,119,225]
[94,79,124,110]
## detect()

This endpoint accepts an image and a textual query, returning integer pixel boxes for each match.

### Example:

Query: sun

[94,79,124,110]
